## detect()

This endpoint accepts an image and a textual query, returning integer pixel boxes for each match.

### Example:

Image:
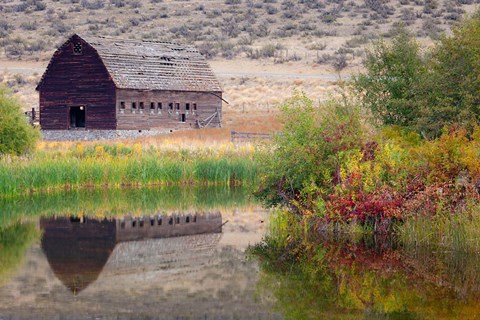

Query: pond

[0,187,480,319]
[0,187,279,319]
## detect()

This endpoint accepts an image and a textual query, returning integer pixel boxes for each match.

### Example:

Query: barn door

[69,106,86,129]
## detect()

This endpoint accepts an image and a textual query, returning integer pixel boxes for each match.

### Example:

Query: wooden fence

[231,130,277,143]
[24,108,38,126]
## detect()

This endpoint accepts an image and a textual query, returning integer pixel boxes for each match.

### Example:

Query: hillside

[1,0,478,68]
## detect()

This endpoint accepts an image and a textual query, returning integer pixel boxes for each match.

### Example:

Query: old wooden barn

[36,34,223,131]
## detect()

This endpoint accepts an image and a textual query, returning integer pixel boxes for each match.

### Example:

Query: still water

[0,187,278,319]
[0,187,480,319]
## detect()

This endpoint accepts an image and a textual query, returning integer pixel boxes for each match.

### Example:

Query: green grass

[0,145,259,197]
[397,203,480,253]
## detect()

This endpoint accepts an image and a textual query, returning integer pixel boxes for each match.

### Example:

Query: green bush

[255,92,367,214]
[0,86,39,155]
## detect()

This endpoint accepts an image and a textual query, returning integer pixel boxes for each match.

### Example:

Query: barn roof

[38,34,222,92]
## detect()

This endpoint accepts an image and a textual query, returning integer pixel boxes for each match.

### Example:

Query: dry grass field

[0,0,477,66]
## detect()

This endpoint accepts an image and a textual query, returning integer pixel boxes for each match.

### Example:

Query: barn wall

[38,35,116,130]
[116,89,222,130]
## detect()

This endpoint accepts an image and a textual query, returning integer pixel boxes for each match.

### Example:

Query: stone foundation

[41,129,171,141]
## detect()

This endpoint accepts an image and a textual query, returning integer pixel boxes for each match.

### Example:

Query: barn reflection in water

[40,213,223,294]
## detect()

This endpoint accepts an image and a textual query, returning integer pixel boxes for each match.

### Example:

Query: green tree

[355,14,480,139]
[416,13,480,138]
[0,85,39,155]
[353,26,425,129]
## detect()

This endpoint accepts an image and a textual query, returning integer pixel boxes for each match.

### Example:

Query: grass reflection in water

[0,186,252,228]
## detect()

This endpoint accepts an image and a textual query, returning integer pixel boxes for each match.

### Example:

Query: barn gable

[37,35,102,90]
[37,34,117,130]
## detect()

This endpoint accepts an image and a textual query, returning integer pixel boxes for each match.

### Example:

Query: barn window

[157,102,162,110]
[132,102,137,111]
[193,103,197,111]
[181,114,186,122]
[175,103,180,110]
[120,101,125,110]
[186,103,190,111]
[73,42,82,54]
[139,102,144,110]
[150,102,155,110]
[169,103,173,110]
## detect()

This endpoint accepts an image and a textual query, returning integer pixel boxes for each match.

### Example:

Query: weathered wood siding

[38,35,116,130]
[116,89,222,130]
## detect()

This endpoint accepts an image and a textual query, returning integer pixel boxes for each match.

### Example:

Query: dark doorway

[70,106,86,128]
[181,113,186,122]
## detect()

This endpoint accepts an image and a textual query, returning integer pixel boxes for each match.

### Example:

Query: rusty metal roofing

[39,34,222,92]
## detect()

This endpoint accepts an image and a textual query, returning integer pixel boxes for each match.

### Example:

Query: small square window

[158,102,162,110]
[132,102,137,109]
[175,103,180,110]
[150,102,155,110]
[169,103,173,110]
[73,42,82,54]
[193,103,197,111]
[139,102,144,109]
[186,103,190,111]
[120,101,125,109]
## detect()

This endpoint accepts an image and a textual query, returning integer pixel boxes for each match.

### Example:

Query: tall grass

[397,203,480,252]
[0,143,259,197]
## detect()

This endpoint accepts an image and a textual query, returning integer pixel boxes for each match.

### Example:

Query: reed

[0,143,259,198]
[397,203,480,253]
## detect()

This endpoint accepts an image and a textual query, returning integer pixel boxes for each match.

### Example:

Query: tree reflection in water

[250,232,480,320]
[0,223,40,285]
